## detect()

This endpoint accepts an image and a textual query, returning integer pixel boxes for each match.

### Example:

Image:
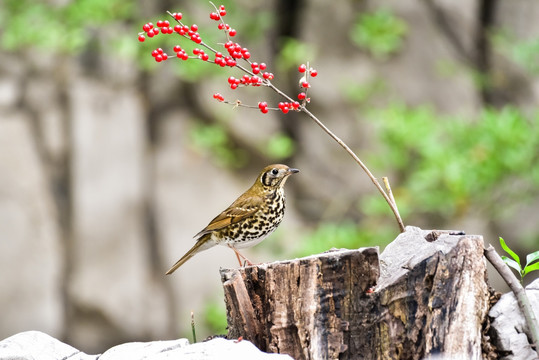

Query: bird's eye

[271,168,279,175]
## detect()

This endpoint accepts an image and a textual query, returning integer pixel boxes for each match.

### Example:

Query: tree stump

[220,226,490,360]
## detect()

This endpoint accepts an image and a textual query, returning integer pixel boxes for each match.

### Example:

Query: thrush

[165,164,299,275]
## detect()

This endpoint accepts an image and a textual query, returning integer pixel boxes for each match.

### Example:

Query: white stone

[0,331,95,360]
[0,332,294,360]
[489,278,539,360]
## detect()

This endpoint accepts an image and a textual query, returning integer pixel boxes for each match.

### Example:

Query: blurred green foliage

[492,30,539,75]
[0,0,133,53]
[362,104,539,220]
[189,123,248,168]
[350,9,407,59]
[264,133,296,160]
[293,222,394,258]
[276,37,317,72]
[202,299,228,336]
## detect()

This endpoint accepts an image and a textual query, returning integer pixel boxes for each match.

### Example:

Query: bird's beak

[288,168,300,174]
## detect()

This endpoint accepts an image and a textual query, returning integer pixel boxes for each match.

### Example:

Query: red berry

[259,63,267,70]
[157,20,164,27]
[173,45,182,52]
[230,83,238,90]
[261,108,269,114]
[163,20,170,27]
[191,24,198,31]
[229,29,237,37]
[298,64,307,73]
[138,34,145,42]
[301,81,310,88]
[162,53,168,60]
[298,92,306,100]
[258,101,268,109]
[210,12,219,20]
[151,49,159,57]
[220,10,227,16]
[310,69,318,77]
[281,106,289,114]
[173,13,183,20]
[191,34,202,44]
[153,28,160,35]
[201,53,209,61]
[142,23,150,32]
[219,5,226,10]
[292,101,300,109]
[213,93,224,102]
[218,23,225,30]
[155,54,163,62]
[147,29,155,38]
[215,52,222,58]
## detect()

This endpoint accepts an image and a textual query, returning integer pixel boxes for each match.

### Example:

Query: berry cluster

[228,75,263,89]
[210,5,236,37]
[137,4,318,115]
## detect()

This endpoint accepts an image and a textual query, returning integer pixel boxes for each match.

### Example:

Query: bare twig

[484,245,539,356]
[383,177,403,229]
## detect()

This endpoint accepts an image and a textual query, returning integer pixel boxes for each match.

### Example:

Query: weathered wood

[220,227,490,360]
[375,227,489,359]
[221,247,379,360]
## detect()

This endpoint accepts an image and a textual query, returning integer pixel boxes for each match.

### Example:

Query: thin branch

[298,106,405,233]
[484,245,539,357]
[383,177,403,228]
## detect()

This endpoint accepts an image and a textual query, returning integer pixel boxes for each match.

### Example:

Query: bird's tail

[165,235,212,275]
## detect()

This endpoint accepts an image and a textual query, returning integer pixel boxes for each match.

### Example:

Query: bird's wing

[193,194,263,239]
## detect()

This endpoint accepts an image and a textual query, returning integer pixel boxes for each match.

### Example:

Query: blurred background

[1,0,538,354]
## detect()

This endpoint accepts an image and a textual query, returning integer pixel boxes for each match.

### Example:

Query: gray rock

[489,278,539,360]
[0,331,293,360]
[0,118,64,339]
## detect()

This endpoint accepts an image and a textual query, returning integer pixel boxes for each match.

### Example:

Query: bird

[165,164,299,275]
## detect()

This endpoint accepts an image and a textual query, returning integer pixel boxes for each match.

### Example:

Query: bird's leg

[227,245,253,266]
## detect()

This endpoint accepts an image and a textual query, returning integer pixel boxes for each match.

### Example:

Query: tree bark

[220,227,490,360]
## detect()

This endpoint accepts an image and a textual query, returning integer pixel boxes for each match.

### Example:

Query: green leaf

[523,261,539,277]
[499,237,521,266]
[525,250,539,267]
[501,256,522,274]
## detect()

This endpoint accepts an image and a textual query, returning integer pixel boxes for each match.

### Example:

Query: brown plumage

[165,164,299,275]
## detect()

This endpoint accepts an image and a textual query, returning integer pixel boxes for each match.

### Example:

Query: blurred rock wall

[1,0,538,354]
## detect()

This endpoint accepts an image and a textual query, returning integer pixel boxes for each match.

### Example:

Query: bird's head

[256,164,299,189]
